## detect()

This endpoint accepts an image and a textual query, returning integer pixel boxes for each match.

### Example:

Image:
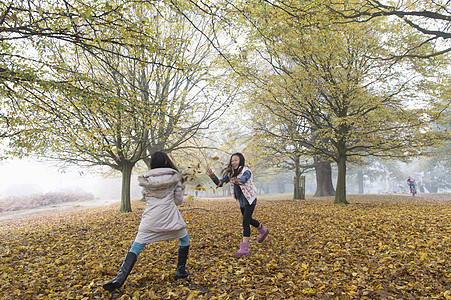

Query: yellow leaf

[187,293,196,300]
[302,288,316,295]
[132,290,140,299]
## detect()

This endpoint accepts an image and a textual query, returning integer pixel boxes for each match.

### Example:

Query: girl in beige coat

[103,152,191,292]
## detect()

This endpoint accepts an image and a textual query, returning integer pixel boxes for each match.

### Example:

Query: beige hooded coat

[137,168,187,236]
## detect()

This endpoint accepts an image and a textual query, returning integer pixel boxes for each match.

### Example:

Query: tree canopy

[219,0,449,203]
[1,0,164,147]
[3,1,233,211]
[1,0,449,205]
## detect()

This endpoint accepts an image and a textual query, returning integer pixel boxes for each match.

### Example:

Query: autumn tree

[6,3,232,212]
[0,0,165,148]
[244,78,337,199]
[228,0,449,204]
[244,100,319,199]
[159,0,450,203]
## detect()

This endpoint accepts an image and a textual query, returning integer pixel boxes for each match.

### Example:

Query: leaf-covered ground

[0,195,450,299]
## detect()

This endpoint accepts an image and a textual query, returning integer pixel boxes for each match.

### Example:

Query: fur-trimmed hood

[138,168,183,191]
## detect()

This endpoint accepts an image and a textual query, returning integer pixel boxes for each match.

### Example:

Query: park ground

[0,194,450,299]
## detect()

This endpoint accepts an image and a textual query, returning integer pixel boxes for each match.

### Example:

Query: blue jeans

[130,234,190,255]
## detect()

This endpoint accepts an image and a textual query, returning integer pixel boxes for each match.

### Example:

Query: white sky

[0,158,138,200]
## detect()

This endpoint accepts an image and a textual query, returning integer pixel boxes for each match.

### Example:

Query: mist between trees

[1,0,449,211]
[0,192,94,213]
[185,157,450,198]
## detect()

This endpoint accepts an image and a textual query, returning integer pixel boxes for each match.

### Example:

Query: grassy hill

[0,194,450,299]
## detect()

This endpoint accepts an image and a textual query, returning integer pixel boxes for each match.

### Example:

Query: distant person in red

[206,153,269,256]
[103,152,191,292]
[407,177,417,194]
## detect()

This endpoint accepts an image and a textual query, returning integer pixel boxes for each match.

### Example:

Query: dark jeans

[240,201,260,237]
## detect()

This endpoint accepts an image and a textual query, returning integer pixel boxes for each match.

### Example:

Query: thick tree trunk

[425,183,438,193]
[418,183,425,193]
[334,154,348,204]
[120,161,135,212]
[358,170,364,194]
[313,157,335,197]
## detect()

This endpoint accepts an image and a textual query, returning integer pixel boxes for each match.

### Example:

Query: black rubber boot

[175,245,192,279]
[103,252,137,292]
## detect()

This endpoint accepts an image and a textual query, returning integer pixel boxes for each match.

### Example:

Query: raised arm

[207,168,229,187]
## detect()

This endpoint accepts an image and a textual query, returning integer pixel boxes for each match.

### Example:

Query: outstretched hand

[206,167,215,178]
[230,177,241,185]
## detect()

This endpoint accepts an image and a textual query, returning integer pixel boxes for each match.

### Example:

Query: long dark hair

[150,151,179,172]
[222,152,245,178]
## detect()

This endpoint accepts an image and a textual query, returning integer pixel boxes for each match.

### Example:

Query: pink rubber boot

[257,225,269,243]
[233,242,250,256]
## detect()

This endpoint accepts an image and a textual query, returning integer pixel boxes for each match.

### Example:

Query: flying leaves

[0,194,450,299]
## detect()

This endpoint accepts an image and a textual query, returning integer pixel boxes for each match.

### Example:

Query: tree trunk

[294,157,301,199]
[385,169,391,193]
[300,176,306,200]
[120,161,135,212]
[313,157,335,197]
[424,183,438,193]
[418,182,425,193]
[358,170,364,194]
[334,154,348,204]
